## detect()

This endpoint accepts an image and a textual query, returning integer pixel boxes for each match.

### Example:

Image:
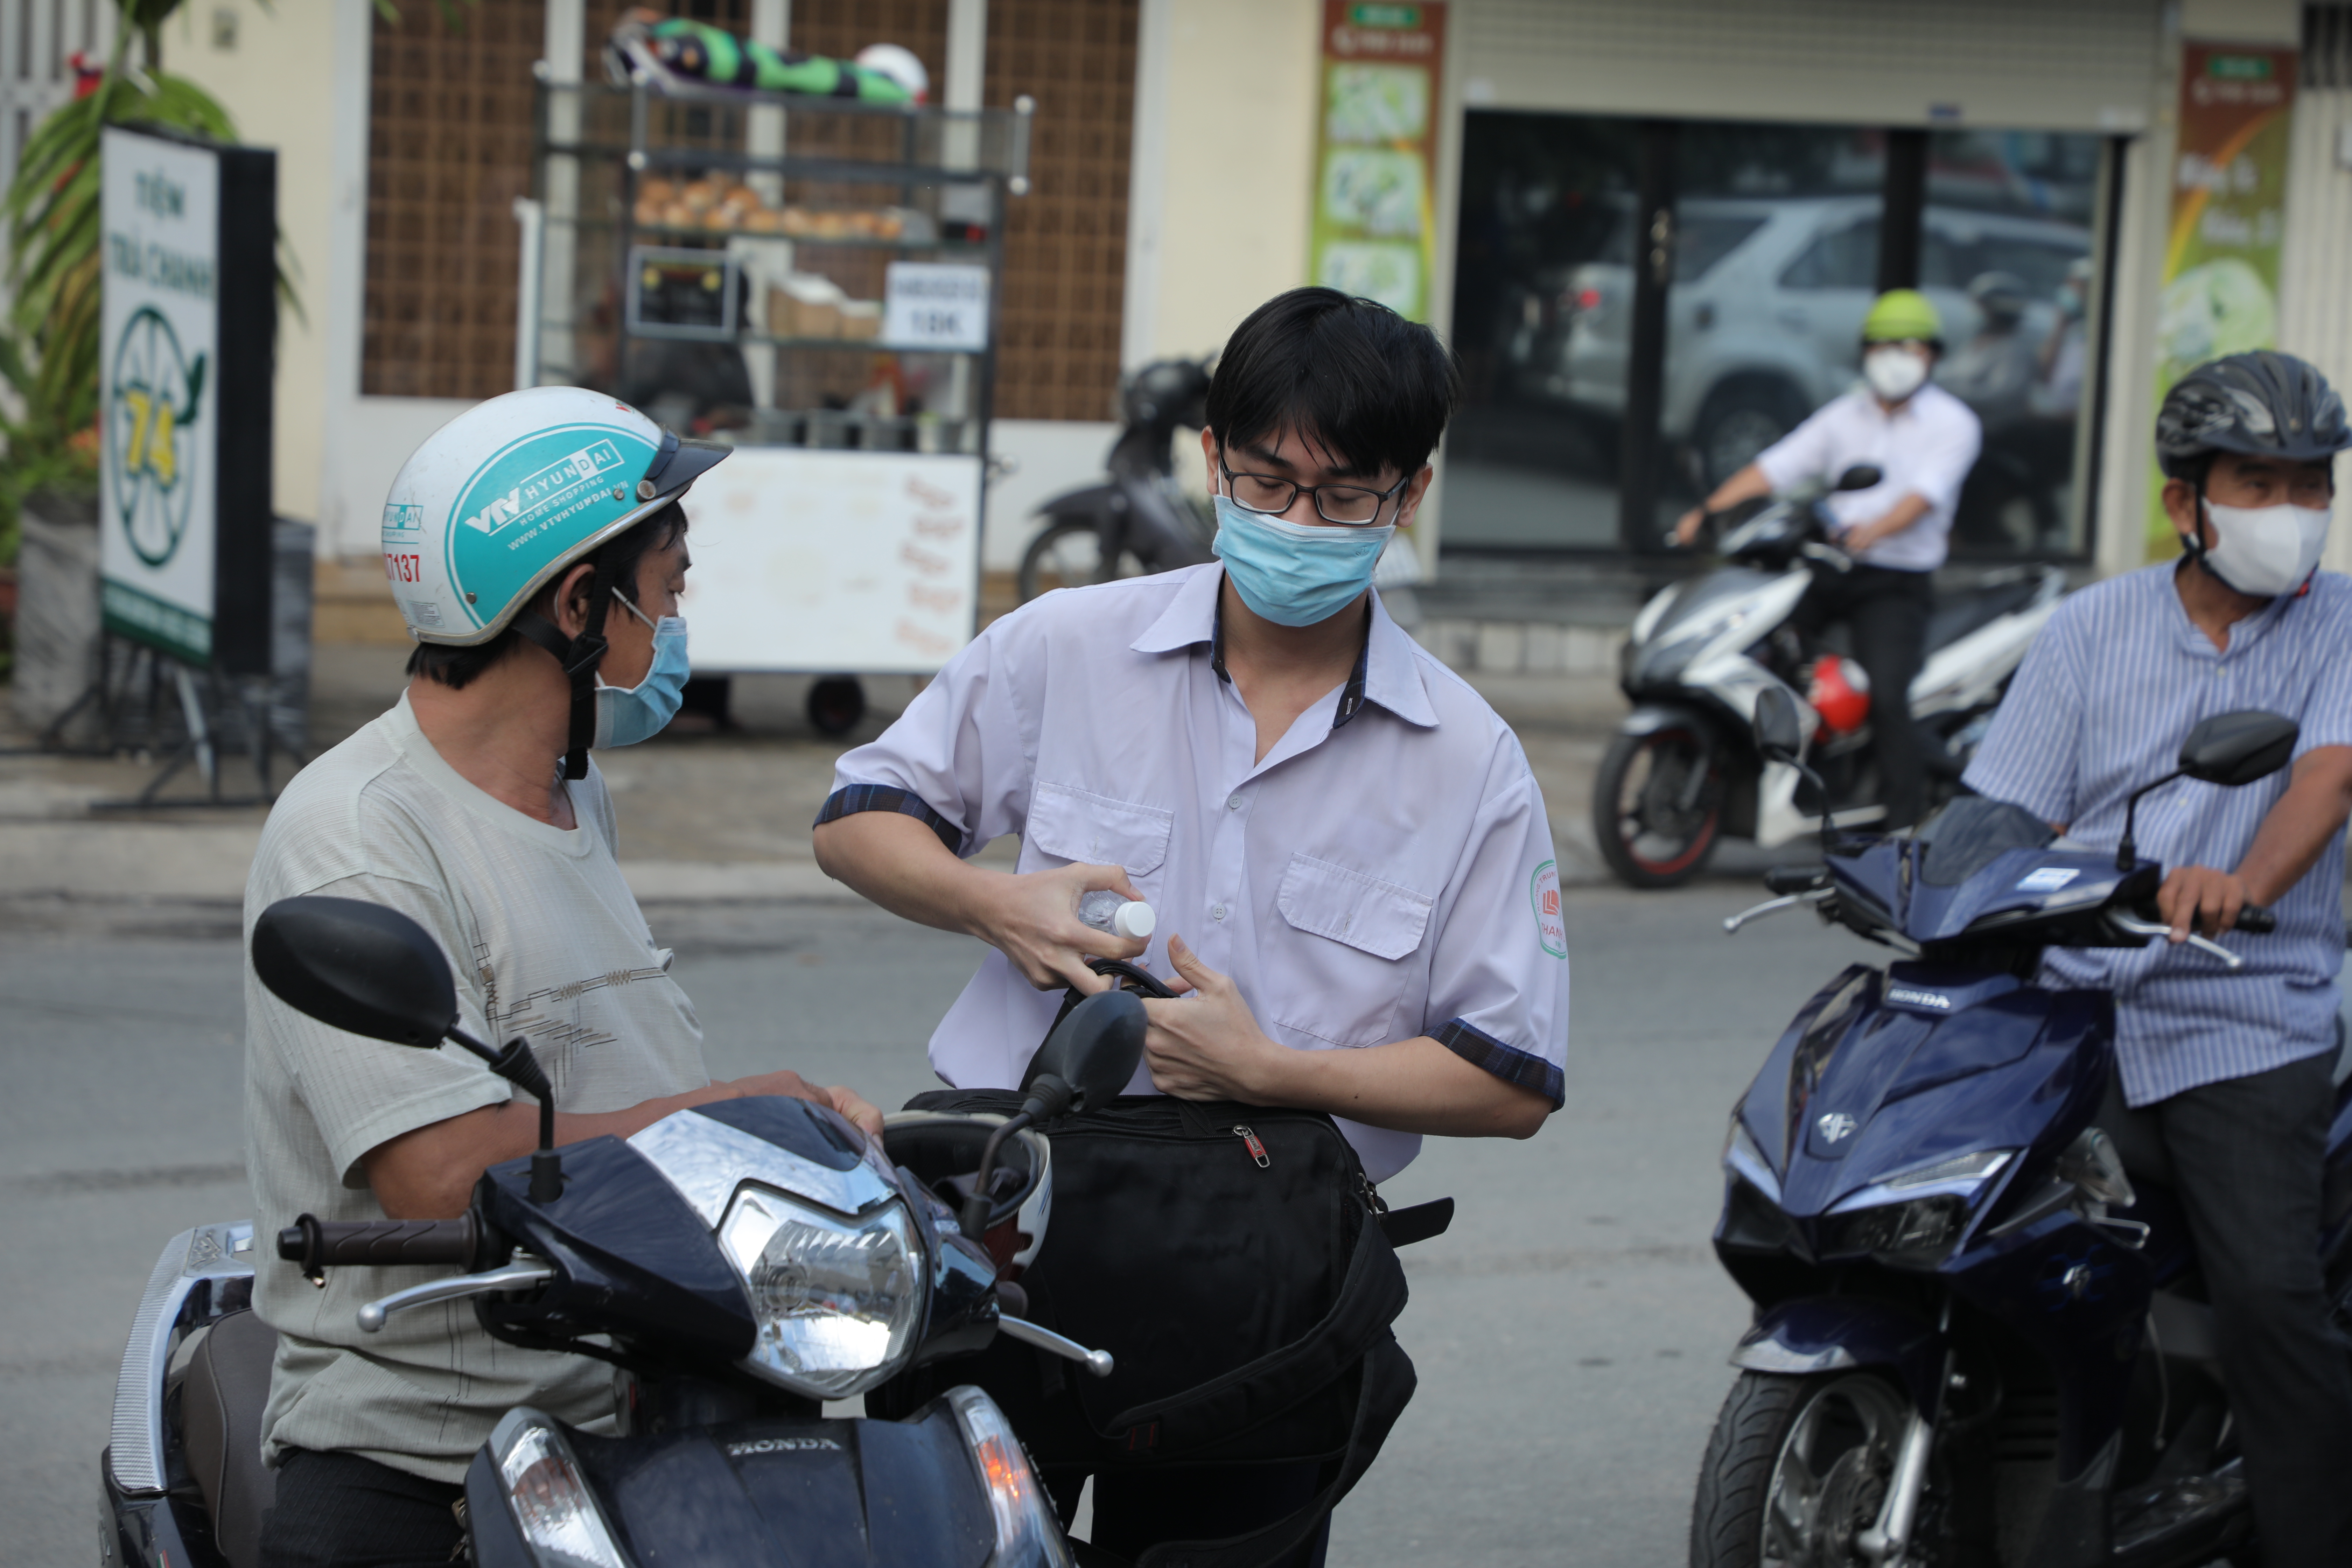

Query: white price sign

[883,261,991,349]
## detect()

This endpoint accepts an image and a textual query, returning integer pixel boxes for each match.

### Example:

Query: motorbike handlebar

[2127,898,2276,936]
[278,1214,483,1272]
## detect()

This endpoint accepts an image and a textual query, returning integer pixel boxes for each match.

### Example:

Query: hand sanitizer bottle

[1077,890,1156,941]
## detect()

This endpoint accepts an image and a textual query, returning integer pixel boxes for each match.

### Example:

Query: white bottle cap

[1112,901,1156,940]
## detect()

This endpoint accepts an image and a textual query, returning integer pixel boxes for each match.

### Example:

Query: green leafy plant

[0,1,246,575]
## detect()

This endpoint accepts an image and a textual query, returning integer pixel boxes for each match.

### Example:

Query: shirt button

[1212,904,1228,921]
[1227,795,1243,810]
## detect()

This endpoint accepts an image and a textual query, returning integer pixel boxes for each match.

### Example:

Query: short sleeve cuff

[1434,1016,1564,1109]
[814,784,962,854]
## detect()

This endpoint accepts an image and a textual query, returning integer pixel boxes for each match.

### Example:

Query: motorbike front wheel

[1594,726,1725,889]
[1018,518,1152,603]
[1690,1371,1916,1568]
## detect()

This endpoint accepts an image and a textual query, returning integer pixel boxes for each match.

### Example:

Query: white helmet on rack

[380,386,728,776]
[854,42,930,104]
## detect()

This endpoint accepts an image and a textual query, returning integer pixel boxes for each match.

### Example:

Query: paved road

[0,881,1881,1566]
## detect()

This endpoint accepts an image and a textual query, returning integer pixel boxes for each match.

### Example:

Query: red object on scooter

[1809,655,1870,735]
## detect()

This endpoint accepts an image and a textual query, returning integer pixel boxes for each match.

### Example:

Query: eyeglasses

[1218,457,1407,527]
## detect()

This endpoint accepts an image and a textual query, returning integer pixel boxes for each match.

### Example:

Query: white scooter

[1592,468,2063,888]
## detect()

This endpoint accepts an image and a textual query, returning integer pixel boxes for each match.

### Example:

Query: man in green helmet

[1674,288,1983,828]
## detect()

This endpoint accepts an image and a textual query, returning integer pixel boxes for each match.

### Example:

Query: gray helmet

[2155,351,2352,480]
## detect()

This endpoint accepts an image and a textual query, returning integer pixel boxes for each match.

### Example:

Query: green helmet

[1862,289,1943,347]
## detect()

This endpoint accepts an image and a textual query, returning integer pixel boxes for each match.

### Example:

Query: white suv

[1516,195,2090,485]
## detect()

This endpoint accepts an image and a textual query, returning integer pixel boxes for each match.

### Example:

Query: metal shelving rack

[516,68,1033,718]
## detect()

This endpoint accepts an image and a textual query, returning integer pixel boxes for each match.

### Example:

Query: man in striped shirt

[1963,351,2352,1566]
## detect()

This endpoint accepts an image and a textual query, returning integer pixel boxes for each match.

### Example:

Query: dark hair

[406,503,688,690]
[1203,288,1460,479]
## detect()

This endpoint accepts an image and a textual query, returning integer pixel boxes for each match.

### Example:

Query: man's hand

[814,812,1146,993]
[727,1069,883,1140]
[967,860,1147,993]
[2155,865,2253,942]
[1839,492,1932,555]
[1138,934,1291,1101]
[1672,507,1706,547]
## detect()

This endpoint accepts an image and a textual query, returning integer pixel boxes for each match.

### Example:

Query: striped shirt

[1962,563,2352,1107]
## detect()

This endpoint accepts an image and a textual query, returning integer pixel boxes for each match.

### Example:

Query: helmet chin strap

[2180,490,2224,582]
[510,556,620,781]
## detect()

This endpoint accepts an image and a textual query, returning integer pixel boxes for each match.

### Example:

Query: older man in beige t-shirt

[245,391,880,1567]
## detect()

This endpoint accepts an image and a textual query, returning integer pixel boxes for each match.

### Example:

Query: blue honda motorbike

[1689,692,2347,1568]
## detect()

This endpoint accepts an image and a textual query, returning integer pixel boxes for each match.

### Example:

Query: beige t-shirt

[244,693,709,1483]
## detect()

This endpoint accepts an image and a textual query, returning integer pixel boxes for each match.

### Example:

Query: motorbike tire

[1017,518,1152,603]
[1593,727,1724,890]
[1689,1370,1914,1568]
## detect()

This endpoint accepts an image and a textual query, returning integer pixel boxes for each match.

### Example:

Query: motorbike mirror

[1021,988,1147,1111]
[1833,464,1883,492]
[2178,709,2299,787]
[1751,686,1805,765]
[252,896,458,1048]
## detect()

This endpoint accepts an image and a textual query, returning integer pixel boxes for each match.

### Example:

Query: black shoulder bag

[874,965,1451,1568]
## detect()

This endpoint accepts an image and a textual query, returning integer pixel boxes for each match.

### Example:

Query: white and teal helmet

[380,386,729,646]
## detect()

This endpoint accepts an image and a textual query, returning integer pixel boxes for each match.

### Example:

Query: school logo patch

[1530,859,1566,958]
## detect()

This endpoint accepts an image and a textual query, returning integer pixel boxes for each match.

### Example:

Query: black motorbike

[1017,360,1216,602]
[99,895,1147,1568]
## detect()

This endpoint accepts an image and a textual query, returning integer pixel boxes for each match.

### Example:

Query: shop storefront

[1447,119,2109,562]
[1427,0,2174,576]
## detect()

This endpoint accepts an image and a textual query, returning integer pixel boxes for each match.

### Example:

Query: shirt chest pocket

[1270,853,1434,1048]
[1023,780,1173,879]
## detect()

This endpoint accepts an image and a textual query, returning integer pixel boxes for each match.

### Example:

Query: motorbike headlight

[716,1185,923,1399]
[490,1410,630,1568]
[1830,1195,1965,1267]
[945,1385,1075,1568]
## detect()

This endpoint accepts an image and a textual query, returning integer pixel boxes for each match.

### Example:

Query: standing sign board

[677,447,982,674]
[98,126,276,671]
[1307,2,1447,321]
[2146,42,2297,559]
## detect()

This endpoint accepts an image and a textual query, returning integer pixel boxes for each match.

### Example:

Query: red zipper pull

[1234,1124,1270,1168]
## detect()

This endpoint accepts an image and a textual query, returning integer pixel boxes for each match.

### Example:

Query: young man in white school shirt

[813,287,1567,1559]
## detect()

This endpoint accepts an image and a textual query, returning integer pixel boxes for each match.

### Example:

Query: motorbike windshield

[1912,796,2056,887]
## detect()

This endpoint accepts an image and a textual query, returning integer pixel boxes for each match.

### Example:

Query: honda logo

[1816,1112,1858,1143]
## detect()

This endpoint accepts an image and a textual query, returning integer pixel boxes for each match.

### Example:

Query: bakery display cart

[519,62,1031,733]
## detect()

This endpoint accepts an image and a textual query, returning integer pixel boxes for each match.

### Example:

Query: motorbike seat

[1924,576,2043,654]
[182,1308,279,1568]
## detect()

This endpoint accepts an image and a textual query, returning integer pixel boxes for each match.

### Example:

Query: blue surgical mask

[593,589,690,747]
[1210,494,1394,627]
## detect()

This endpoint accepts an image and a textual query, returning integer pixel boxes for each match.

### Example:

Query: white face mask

[1863,344,1930,403]
[2198,497,2332,597]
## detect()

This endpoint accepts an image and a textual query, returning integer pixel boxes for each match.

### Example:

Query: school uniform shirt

[1753,382,1983,572]
[244,693,709,1483]
[1962,565,2352,1106]
[820,564,1572,1180]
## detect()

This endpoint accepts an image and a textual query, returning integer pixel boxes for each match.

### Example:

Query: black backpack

[874,1088,1447,1568]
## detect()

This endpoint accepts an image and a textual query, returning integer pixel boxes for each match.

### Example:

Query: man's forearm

[365,1083,742,1219]
[812,809,992,938]
[1847,492,1932,551]
[1260,1034,1551,1140]
[2237,747,2352,905]
[1705,462,1773,515]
